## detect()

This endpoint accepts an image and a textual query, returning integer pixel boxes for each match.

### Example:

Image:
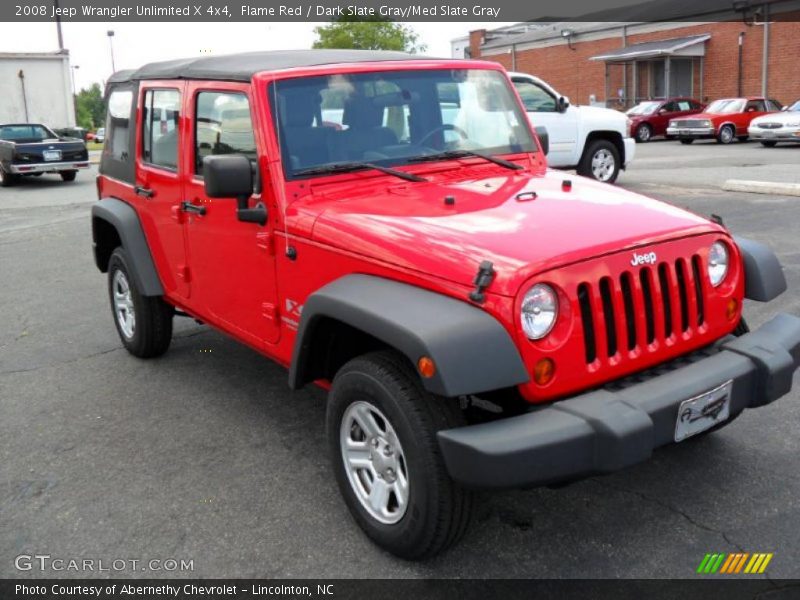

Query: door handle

[134,186,154,198]
[181,200,206,216]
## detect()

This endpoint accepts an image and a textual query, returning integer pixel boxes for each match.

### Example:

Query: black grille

[579,256,705,364]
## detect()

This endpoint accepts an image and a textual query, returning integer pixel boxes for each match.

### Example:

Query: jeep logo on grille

[631,251,657,267]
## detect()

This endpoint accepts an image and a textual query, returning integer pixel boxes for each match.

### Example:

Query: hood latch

[469,260,495,304]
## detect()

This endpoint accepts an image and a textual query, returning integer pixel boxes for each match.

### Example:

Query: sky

[0,21,513,92]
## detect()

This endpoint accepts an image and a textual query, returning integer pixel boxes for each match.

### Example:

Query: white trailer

[0,51,76,128]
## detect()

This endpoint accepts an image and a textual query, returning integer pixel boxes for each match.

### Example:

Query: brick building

[465,3,800,108]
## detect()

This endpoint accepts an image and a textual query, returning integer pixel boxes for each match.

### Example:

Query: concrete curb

[722,180,800,197]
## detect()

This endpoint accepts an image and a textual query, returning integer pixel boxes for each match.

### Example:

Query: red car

[91,51,799,559]
[666,97,781,144]
[627,97,704,142]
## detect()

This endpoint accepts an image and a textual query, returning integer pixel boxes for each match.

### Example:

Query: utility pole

[107,30,116,73]
[54,0,64,51]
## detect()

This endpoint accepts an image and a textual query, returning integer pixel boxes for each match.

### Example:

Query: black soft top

[107,50,433,84]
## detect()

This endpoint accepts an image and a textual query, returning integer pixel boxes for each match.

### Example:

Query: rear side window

[142,89,181,170]
[194,92,256,175]
[746,100,766,112]
[105,89,134,162]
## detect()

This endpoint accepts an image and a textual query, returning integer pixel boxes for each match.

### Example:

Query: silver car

[748,99,800,147]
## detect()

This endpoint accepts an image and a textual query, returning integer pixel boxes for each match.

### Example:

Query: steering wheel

[418,124,470,149]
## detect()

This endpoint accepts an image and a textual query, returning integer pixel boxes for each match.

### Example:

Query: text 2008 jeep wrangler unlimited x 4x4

[92,50,800,559]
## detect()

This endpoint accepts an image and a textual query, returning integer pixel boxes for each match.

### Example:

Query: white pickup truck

[509,72,635,183]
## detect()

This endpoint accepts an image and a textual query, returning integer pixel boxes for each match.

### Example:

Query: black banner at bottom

[3,579,800,600]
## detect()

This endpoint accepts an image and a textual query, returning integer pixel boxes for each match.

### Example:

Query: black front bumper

[437,313,800,489]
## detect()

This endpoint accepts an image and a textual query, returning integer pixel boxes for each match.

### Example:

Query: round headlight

[708,241,729,286]
[521,284,558,340]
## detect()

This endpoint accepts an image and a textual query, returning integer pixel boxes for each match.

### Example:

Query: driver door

[512,77,576,166]
[181,82,280,347]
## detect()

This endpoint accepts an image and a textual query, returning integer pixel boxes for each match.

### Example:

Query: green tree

[75,83,106,130]
[313,17,426,53]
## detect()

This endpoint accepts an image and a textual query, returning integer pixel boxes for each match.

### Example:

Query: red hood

[300,168,721,296]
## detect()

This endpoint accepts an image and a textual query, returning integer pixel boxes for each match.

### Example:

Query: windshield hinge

[469,260,495,304]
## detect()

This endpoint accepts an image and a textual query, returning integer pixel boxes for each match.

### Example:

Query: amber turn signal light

[533,358,555,386]
[417,356,436,378]
[726,298,739,321]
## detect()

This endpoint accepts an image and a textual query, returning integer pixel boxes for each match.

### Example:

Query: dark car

[627,98,705,142]
[0,123,90,187]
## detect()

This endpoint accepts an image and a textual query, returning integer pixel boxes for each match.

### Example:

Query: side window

[676,101,692,111]
[142,89,181,170]
[746,100,765,112]
[662,101,678,112]
[105,89,134,161]
[767,99,782,111]
[195,92,256,175]
[513,80,556,113]
[691,101,703,110]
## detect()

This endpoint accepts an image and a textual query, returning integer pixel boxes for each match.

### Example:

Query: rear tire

[760,141,778,148]
[680,138,694,145]
[577,139,621,183]
[60,170,77,182]
[327,350,473,560]
[107,247,173,358]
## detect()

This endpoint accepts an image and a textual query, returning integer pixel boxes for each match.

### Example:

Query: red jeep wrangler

[92,50,800,559]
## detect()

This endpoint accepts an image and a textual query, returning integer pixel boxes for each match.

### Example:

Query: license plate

[43,150,61,161]
[762,131,775,138]
[674,380,732,442]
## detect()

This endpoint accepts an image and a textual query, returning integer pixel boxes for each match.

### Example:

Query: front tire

[0,166,17,187]
[635,123,652,143]
[680,138,694,145]
[577,139,621,184]
[107,247,173,358]
[717,125,735,144]
[327,351,473,560]
[760,141,778,148]
[60,170,77,182]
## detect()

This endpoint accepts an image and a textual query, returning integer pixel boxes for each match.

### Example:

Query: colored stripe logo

[697,553,773,574]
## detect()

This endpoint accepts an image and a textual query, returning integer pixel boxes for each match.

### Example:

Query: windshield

[787,100,800,112]
[268,69,535,179]
[0,124,57,142]
[706,99,745,114]
[627,101,660,116]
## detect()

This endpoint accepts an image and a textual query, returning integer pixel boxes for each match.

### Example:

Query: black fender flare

[288,275,529,397]
[734,236,787,302]
[91,198,164,297]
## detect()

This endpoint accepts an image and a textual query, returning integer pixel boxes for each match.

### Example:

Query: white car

[748,99,800,147]
[509,72,635,183]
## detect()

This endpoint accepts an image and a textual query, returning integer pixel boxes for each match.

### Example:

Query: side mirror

[557,96,570,113]
[534,126,549,156]
[203,154,267,226]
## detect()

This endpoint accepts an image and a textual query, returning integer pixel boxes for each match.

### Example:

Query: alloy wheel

[112,270,136,339]
[340,400,409,525]
[591,149,616,182]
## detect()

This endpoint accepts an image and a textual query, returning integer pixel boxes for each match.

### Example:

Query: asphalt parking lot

[2,140,799,579]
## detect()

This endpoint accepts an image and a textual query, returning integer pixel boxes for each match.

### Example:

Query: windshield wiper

[407,149,523,171]
[293,161,427,182]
